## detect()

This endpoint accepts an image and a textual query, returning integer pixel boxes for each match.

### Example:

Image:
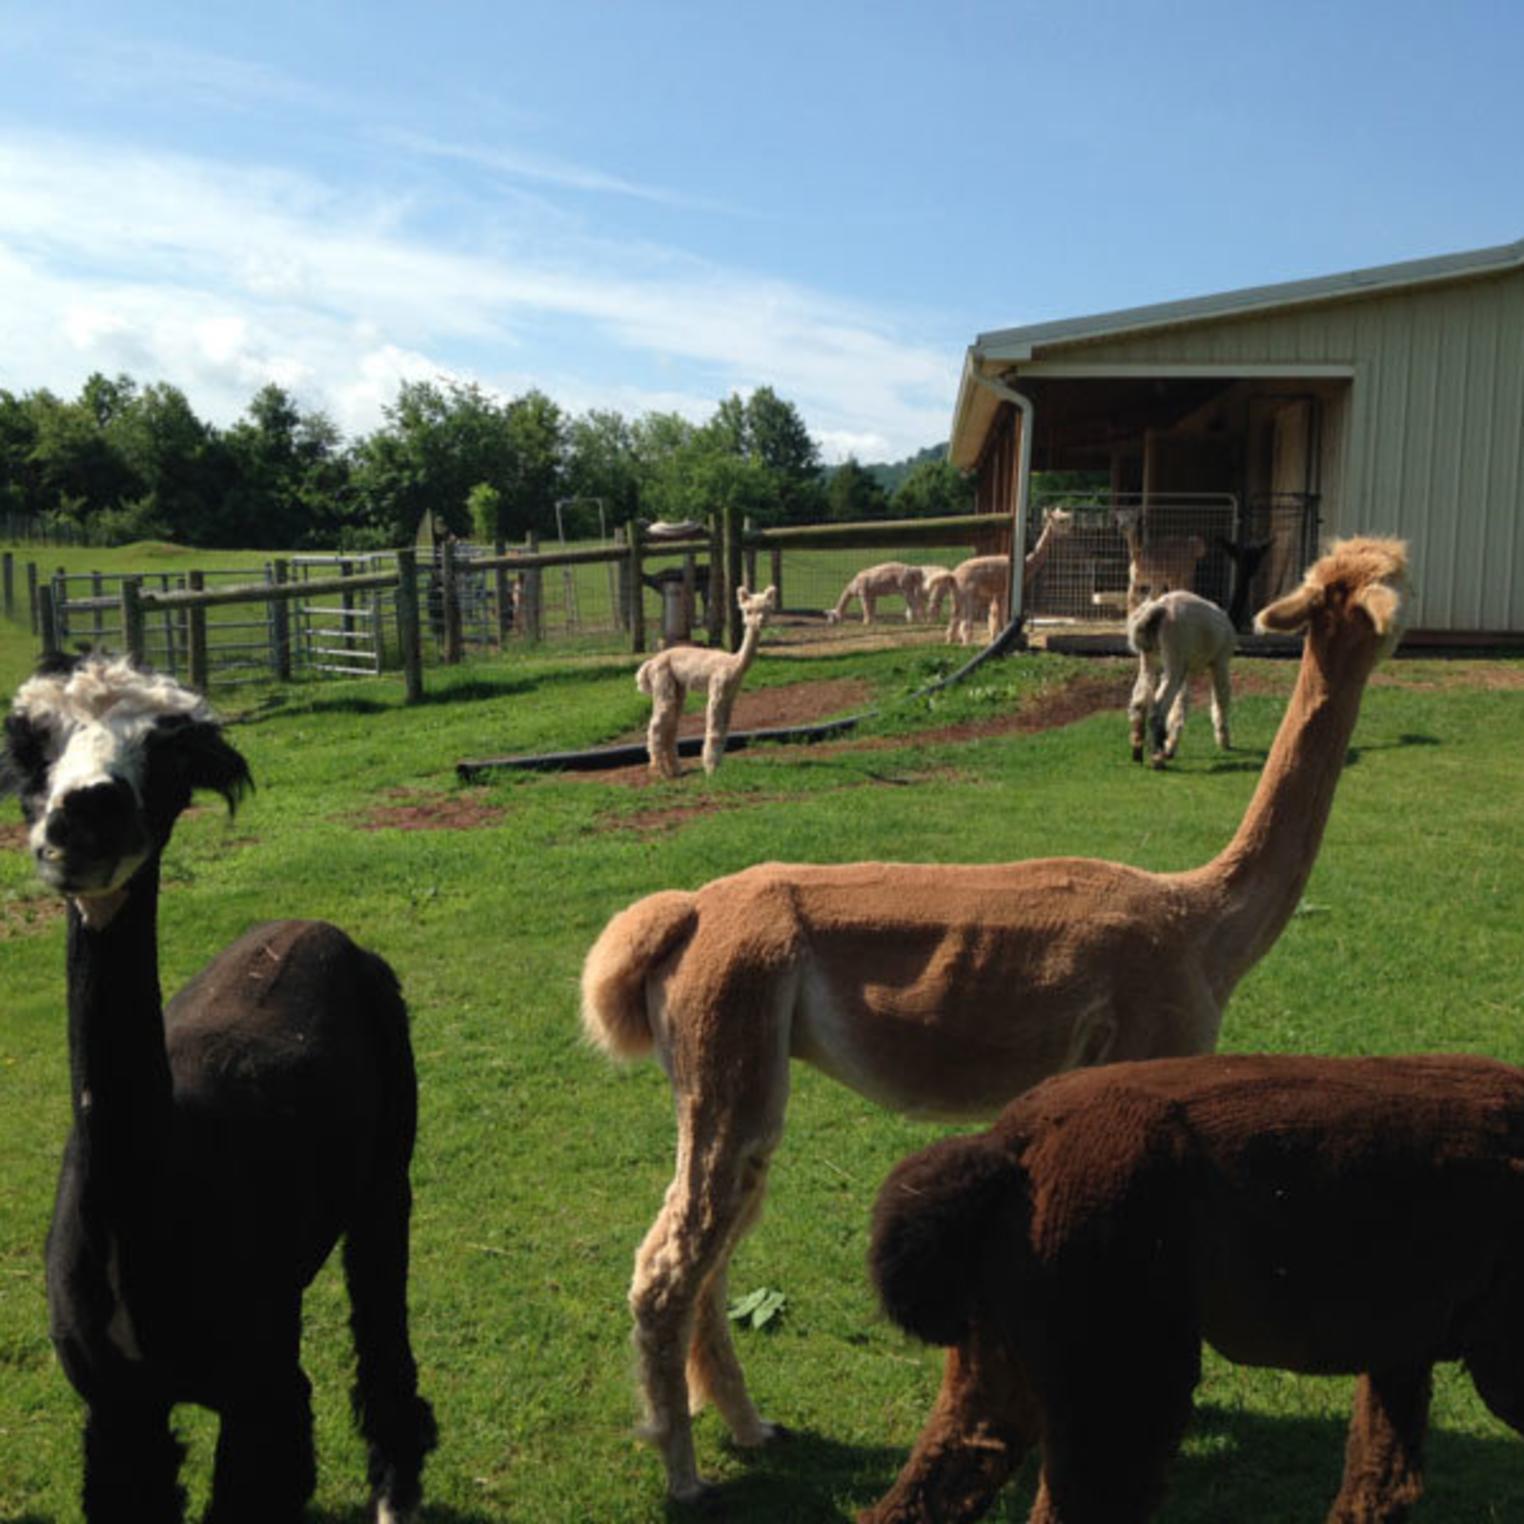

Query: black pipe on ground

[454,618,1030,781]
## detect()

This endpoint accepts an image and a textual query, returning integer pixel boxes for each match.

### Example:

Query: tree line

[0,372,973,551]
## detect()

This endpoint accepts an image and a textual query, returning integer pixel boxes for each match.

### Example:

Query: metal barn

[950,238,1524,639]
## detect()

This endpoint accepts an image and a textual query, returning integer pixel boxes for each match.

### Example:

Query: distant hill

[821,442,947,493]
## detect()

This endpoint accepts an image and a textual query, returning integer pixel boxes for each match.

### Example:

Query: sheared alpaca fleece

[865,1053,1524,1524]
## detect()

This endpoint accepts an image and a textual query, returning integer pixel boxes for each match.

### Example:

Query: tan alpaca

[1115,505,1207,611]
[581,537,1408,1501]
[945,509,1072,644]
[825,561,923,624]
[914,565,954,621]
[636,585,776,779]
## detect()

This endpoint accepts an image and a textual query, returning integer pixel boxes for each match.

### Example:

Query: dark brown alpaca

[864,1053,1524,1524]
[3,654,435,1523]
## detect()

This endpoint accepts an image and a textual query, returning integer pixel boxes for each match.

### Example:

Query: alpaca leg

[702,683,736,775]
[1210,651,1232,749]
[1128,655,1156,763]
[1149,670,1188,766]
[646,675,683,780]
[204,1363,318,1524]
[344,1174,438,1523]
[1328,1367,1431,1523]
[81,1394,186,1523]
[685,1150,784,1446]
[1464,1337,1524,1435]
[1163,681,1190,761]
[861,592,875,625]
[630,1025,790,1498]
[858,1334,1040,1524]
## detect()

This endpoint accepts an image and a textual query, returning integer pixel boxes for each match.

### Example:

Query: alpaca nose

[42,779,143,862]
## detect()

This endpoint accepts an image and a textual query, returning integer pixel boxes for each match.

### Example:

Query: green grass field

[1,552,1522,1521]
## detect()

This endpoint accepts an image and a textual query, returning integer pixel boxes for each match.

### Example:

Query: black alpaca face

[2,656,251,901]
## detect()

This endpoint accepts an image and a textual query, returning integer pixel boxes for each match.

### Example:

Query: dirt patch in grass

[0,894,64,940]
[354,788,507,832]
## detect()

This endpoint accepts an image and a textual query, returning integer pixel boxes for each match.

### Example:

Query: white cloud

[0,132,957,456]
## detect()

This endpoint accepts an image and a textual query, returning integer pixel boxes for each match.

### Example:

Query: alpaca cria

[2,655,435,1523]
[864,1052,1524,1524]
[944,510,1072,644]
[1126,590,1236,766]
[825,562,923,624]
[637,584,776,778]
[1115,506,1207,611]
[580,536,1407,1500]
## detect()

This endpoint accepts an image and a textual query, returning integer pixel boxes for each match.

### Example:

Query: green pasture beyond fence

[2,512,1014,700]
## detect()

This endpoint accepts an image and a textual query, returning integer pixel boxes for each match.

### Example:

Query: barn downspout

[967,370,1035,626]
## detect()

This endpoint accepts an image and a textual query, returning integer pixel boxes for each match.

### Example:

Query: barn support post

[395,547,424,704]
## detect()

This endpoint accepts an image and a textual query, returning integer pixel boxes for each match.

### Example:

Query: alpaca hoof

[732,1419,792,1450]
[1131,744,1144,763]
[1149,752,1169,770]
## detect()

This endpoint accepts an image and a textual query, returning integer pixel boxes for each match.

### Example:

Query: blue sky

[3,0,1521,460]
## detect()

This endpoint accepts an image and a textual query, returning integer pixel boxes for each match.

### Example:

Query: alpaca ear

[735,585,751,606]
[1254,583,1322,635]
[761,585,777,610]
[1353,580,1402,637]
[146,716,253,814]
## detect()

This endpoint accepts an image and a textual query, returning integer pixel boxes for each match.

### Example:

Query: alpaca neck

[64,857,173,1225]
[1189,633,1381,995]
[1023,522,1056,586]
[731,620,763,674]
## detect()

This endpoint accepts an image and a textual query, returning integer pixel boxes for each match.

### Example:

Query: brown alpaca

[863,1052,1524,1524]
[943,510,1073,644]
[636,585,776,778]
[1115,506,1207,611]
[579,536,1406,1499]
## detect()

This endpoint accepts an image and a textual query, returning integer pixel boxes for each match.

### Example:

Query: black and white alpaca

[2,654,436,1524]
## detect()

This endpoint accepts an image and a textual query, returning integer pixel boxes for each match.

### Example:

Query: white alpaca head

[737,585,777,629]
[3,655,250,906]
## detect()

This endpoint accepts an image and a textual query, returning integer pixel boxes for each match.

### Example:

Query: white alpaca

[636,585,776,778]
[824,562,923,624]
[944,509,1073,644]
[1126,589,1235,767]
[1115,506,1207,611]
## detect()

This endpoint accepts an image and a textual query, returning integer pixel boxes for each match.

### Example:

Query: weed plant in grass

[0,622,1521,1519]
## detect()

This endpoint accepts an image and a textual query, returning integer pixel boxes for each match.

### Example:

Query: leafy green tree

[500,389,565,539]
[467,482,504,543]
[565,408,641,529]
[826,456,890,522]
[892,457,974,518]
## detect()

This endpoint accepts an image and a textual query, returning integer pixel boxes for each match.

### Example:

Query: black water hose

[455,618,1029,781]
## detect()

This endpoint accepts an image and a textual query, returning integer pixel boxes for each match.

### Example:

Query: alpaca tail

[1126,598,1169,656]
[580,890,699,1061]
[868,1131,1027,1348]
[636,657,657,695]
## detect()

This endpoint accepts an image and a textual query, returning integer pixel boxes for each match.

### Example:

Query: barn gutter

[454,617,1032,781]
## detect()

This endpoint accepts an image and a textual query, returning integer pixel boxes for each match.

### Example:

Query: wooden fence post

[441,539,462,664]
[395,548,424,704]
[493,539,511,647]
[723,504,743,651]
[188,570,209,692]
[524,531,543,642]
[37,583,59,657]
[272,559,292,680]
[54,568,70,647]
[707,517,723,645]
[627,518,646,655]
[770,545,784,606]
[743,515,759,593]
[26,561,38,634]
[3,551,14,620]
[120,578,145,665]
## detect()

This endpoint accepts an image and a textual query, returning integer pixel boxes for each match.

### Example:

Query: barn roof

[952,236,1524,467]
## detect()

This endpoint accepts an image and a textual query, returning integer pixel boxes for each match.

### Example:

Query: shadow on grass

[1197,729,1441,776]
[677,1404,1524,1520]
